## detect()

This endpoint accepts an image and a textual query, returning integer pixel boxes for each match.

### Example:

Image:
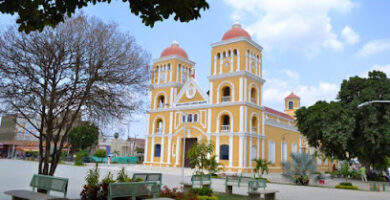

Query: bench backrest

[225,175,255,187]
[108,182,159,200]
[249,180,267,191]
[29,174,68,197]
[191,174,211,182]
[132,173,162,189]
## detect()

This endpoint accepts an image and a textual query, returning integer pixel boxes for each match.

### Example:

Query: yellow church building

[143,22,330,173]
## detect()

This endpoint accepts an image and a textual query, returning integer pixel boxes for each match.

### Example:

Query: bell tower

[284,92,300,118]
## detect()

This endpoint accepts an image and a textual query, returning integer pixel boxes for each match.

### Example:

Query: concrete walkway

[0,159,389,200]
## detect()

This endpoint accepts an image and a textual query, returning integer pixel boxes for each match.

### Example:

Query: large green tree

[0,0,209,33]
[68,122,99,151]
[296,71,390,172]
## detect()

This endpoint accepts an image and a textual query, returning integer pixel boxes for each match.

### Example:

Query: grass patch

[215,193,247,200]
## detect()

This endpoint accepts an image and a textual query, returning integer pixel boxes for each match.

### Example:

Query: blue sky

[1,0,390,138]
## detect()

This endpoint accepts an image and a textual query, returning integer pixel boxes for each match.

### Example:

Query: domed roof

[222,22,251,41]
[160,41,188,59]
[285,92,300,99]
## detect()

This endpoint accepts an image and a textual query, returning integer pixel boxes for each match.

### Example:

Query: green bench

[4,174,68,200]
[132,173,162,189]
[108,181,159,200]
[225,175,278,200]
[191,174,212,188]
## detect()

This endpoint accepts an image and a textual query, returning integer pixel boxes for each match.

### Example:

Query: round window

[186,86,196,99]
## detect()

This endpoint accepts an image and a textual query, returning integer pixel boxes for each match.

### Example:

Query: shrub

[94,149,107,158]
[81,164,100,199]
[159,185,198,200]
[282,152,317,185]
[254,177,270,183]
[197,195,218,200]
[339,182,352,186]
[190,187,213,196]
[75,150,89,166]
[116,167,131,182]
[335,184,358,190]
[367,173,387,182]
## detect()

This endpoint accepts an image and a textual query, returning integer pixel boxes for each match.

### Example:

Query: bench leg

[248,192,261,200]
[264,193,276,200]
[225,185,233,194]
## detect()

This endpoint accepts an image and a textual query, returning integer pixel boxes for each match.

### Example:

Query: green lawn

[215,193,247,200]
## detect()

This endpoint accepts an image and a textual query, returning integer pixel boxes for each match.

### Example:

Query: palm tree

[282,152,317,185]
[205,155,224,175]
[253,159,272,178]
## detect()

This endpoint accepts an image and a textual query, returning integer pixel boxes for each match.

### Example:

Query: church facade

[143,23,330,173]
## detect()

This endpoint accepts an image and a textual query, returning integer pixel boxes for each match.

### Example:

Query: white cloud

[284,69,300,81]
[341,26,360,44]
[358,39,390,57]
[360,64,390,77]
[263,75,339,110]
[223,0,355,53]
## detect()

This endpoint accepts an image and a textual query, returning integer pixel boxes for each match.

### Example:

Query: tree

[253,159,272,178]
[282,152,317,185]
[0,0,210,33]
[93,149,107,158]
[188,140,215,175]
[0,15,149,176]
[296,71,390,173]
[68,122,99,152]
[114,132,120,140]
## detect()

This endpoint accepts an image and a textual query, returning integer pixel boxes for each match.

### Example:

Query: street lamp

[357,100,390,108]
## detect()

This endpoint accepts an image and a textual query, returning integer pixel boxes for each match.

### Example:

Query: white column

[209,82,213,104]
[207,109,212,133]
[239,106,244,132]
[230,50,233,72]
[239,78,243,102]
[249,136,253,167]
[245,51,248,71]
[170,88,173,106]
[175,137,180,165]
[229,135,233,168]
[176,65,179,82]
[237,50,240,72]
[244,106,248,132]
[214,55,217,75]
[170,64,172,82]
[219,57,223,74]
[239,135,243,169]
[144,137,149,162]
[216,135,220,162]
[151,136,155,163]
[160,136,165,164]
[261,112,265,159]
[244,136,247,168]
[257,136,260,159]
[167,136,172,165]
[232,87,235,102]
[244,78,247,102]
[169,112,173,133]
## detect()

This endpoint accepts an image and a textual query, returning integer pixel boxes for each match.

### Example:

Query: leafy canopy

[296,71,390,170]
[68,122,99,151]
[0,0,209,33]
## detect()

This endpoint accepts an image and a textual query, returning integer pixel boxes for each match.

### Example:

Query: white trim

[175,136,180,165]
[239,106,244,132]
[167,136,172,164]
[208,71,266,84]
[174,78,208,105]
[151,137,155,162]
[239,78,243,101]
[216,110,234,133]
[153,55,196,65]
[148,101,264,113]
[209,82,213,104]
[244,136,247,168]
[244,78,247,103]
[150,82,184,89]
[207,109,212,133]
[154,91,168,110]
[265,119,299,132]
[229,135,233,167]
[211,37,263,51]
[249,136,253,167]
[144,138,149,162]
[213,55,217,75]
[237,50,240,72]
[161,135,165,164]
[261,112,265,159]
[216,135,220,162]
[216,80,235,104]
[239,136,243,168]
[169,112,173,133]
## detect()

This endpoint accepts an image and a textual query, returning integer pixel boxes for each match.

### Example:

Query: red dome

[222,22,251,41]
[160,41,188,59]
[285,92,300,99]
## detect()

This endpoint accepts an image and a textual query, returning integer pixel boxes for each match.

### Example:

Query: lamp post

[357,100,390,108]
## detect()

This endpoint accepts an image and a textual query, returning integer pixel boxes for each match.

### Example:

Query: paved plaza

[0,159,389,200]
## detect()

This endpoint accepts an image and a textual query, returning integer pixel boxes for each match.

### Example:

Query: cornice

[153,55,196,66]
[211,37,263,52]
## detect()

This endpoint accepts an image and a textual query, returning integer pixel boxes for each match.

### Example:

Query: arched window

[251,146,257,160]
[187,114,192,122]
[155,119,163,134]
[220,145,229,160]
[217,53,221,59]
[251,116,257,133]
[250,88,257,103]
[233,49,237,56]
[182,114,186,123]
[222,86,231,102]
[154,144,161,157]
[194,114,198,122]
[158,95,165,108]
[288,101,294,109]
[221,115,230,132]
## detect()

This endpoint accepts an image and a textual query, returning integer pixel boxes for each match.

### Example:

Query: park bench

[108,181,159,200]
[132,173,162,190]
[191,174,212,188]
[4,174,68,200]
[225,175,278,200]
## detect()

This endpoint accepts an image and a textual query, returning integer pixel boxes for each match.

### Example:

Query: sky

[1,0,390,139]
